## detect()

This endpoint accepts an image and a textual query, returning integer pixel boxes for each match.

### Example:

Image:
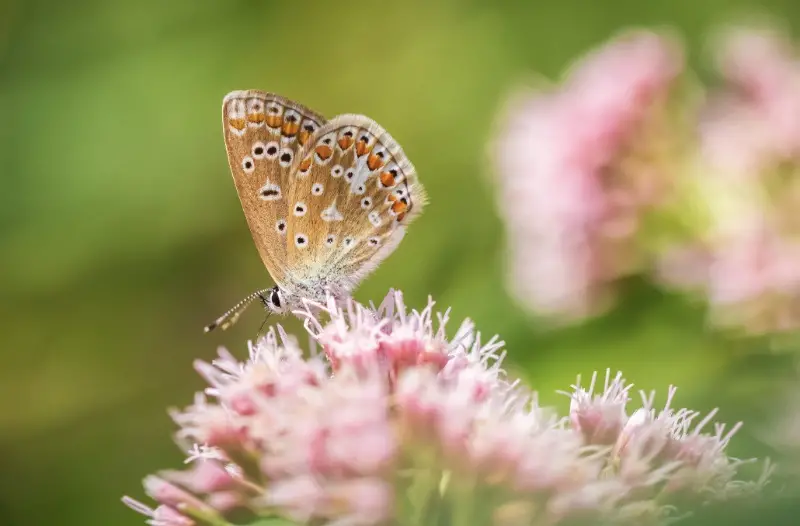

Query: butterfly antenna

[204,288,271,333]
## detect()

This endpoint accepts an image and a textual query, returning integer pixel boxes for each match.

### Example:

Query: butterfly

[204,91,427,332]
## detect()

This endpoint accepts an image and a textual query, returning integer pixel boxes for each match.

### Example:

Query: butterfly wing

[222,90,326,285]
[283,114,427,296]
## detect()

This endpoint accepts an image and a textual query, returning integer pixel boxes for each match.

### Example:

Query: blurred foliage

[2,0,800,525]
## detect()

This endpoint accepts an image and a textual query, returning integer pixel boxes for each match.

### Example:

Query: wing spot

[368,211,382,227]
[298,120,318,146]
[294,201,307,217]
[295,234,308,248]
[265,142,280,158]
[259,182,282,201]
[361,197,372,209]
[322,203,344,222]
[298,156,313,175]
[252,142,266,159]
[279,149,294,167]
[353,184,366,195]
[331,165,343,178]
[368,237,380,246]
[325,235,336,247]
[343,237,355,247]
[345,169,355,181]
[312,183,325,196]
[242,156,255,174]
[275,219,287,234]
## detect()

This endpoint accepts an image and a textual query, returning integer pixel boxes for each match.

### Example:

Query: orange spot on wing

[356,139,371,157]
[338,136,354,150]
[265,115,283,128]
[315,144,333,160]
[396,212,406,222]
[380,171,396,187]
[387,193,398,203]
[229,118,246,131]
[391,200,408,215]
[282,121,300,137]
[367,153,385,171]
[298,130,312,145]
[299,157,312,172]
[247,113,265,124]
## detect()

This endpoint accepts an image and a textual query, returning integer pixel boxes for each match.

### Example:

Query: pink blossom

[125,291,767,526]
[494,30,684,321]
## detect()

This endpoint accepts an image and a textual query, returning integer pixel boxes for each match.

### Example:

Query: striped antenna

[204,288,271,333]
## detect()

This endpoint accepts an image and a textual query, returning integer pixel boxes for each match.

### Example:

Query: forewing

[222,90,326,284]
[284,114,427,291]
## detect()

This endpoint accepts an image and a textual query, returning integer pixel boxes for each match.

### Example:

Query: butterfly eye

[311,183,324,196]
[295,234,308,248]
[293,202,307,217]
[251,142,265,159]
[279,148,294,167]
[275,219,287,234]
[361,197,372,210]
[241,156,255,174]
[331,165,343,178]
[368,236,380,246]
[325,235,336,247]
[269,288,282,309]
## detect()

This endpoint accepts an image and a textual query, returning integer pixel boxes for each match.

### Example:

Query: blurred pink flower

[703,24,800,173]
[494,30,684,321]
[125,291,768,526]
[660,23,800,336]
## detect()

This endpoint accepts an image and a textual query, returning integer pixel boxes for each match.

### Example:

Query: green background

[2,1,799,524]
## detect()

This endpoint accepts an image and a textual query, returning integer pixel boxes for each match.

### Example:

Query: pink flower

[125,291,768,526]
[494,30,684,321]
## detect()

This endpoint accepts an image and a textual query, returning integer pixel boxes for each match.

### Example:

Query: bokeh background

[3,0,800,524]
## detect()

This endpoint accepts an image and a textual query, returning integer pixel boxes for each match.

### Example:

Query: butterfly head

[260,285,290,315]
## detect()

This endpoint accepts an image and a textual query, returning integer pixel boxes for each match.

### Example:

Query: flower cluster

[493,30,685,321]
[124,291,768,526]
[660,24,800,337]
[493,22,800,337]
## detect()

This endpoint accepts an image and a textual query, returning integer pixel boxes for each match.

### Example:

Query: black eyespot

[360,135,369,142]
[270,288,282,308]
[376,151,385,158]
[304,124,315,132]
[297,237,306,244]
[344,131,354,137]
[286,114,297,122]
[254,146,264,155]
[390,169,398,177]
[280,153,291,163]
[244,161,253,169]
[267,145,278,155]
[277,221,286,231]
[268,106,279,114]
